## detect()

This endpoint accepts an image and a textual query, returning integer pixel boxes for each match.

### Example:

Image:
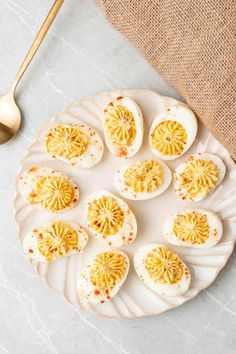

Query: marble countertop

[0,1,236,353]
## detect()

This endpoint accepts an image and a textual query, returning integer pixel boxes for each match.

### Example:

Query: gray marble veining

[0,1,236,353]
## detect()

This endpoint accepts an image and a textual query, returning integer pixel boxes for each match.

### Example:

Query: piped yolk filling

[35,221,78,262]
[145,246,183,285]
[90,252,127,293]
[151,120,187,156]
[45,124,88,160]
[29,176,75,211]
[104,105,136,147]
[87,196,124,237]
[173,212,210,244]
[124,159,163,193]
[178,158,220,199]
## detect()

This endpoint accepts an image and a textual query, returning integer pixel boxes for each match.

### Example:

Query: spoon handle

[11,0,64,93]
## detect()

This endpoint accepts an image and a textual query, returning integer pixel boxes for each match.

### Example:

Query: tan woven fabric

[95,0,236,159]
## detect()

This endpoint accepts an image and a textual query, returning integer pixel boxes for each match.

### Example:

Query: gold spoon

[0,0,64,144]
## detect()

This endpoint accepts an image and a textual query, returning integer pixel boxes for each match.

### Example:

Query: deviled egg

[174,153,226,201]
[149,104,198,160]
[114,159,172,200]
[78,250,130,303]
[164,209,223,248]
[23,220,88,262]
[134,244,191,296]
[44,123,104,168]
[103,96,143,158]
[18,166,79,212]
[85,190,137,248]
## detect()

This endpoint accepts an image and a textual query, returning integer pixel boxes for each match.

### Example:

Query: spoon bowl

[0,0,64,145]
[0,92,21,144]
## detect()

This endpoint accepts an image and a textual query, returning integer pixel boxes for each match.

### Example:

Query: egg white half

[149,104,198,160]
[18,166,79,212]
[174,153,226,201]
[44,123,104,168]
[78,250,130,304]
[164,208,223,248]
[85,190,137,248]
[23,221,88,262]
[134,244,191,296]
[114,159,172,200]
[103,96,143,158]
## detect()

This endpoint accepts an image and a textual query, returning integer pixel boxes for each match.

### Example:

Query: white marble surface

[0,0,236,353]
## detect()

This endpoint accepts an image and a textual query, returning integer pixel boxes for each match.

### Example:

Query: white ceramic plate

[14,89,236,318]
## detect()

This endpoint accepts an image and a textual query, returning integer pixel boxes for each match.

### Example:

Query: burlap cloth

[95,0,236,159]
